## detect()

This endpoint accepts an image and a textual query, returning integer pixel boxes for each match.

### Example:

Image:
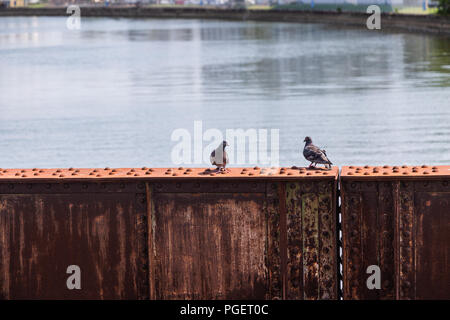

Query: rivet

[254,166,260,170]
[364,172,369,175]
[145,171,151,175]
[105,167,110,170]
[306,173,311,175]
[421,165,428,168]
[383,172,388,175]
[383,165,389,168]
[15,173,20,176]
[68,168,74,171]
[130,169,135,172]
[423,171,429,175]
[134,173,139,176]
[172,173,178,176]
[59,174,65,177]
[364,165,369,168]
[32,168,38,171]
[141,167,148,170]
[178,167,184,170]
[349,166,354,169]
[127,172,132,175]
[348,172,353,175]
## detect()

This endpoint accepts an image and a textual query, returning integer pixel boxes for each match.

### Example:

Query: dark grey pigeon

[210,140,229,171]
[303,136,332,169]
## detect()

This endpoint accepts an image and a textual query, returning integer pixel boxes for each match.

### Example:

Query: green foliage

[438,0,450,14]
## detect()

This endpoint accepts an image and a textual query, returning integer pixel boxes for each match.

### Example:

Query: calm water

[0,17,449,168]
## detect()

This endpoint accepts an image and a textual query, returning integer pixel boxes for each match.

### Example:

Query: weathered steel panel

[414,192,450,300]
[150,192,267,299]
[0,191,148,299]
[0,167,338,300]
[341,166,450,300]
[266,182,282,300]
[284,181,337,300]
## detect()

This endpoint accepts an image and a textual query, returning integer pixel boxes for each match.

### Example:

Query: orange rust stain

[0,167,339,181]
[341,165,450,179]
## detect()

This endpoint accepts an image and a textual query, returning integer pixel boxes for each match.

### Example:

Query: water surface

[0,17,449,168]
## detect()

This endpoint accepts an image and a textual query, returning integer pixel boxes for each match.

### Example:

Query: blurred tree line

[439,0,450,14]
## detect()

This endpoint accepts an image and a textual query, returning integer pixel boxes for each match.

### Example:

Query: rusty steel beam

[0,166,338,300]
[341,165,450,300]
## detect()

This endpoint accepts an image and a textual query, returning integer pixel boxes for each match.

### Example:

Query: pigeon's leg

[308,162,314,168]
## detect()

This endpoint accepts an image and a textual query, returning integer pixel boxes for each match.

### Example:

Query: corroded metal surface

[284,181,338,300]
[0,189,148,299]
[341,165,450,179]
[341,165,450,300]
[0,167,338,181]
[0,167,338,299]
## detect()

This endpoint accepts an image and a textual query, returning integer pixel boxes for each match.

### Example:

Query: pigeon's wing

[304,144,331,164]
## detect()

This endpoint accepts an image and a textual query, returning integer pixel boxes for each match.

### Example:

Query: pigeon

[210,140,229,171]
[303,136,332,169]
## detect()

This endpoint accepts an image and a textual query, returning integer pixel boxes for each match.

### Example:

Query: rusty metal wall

[0,167,338,300]
[341,165,450,300]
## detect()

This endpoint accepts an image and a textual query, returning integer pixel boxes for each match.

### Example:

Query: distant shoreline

[1,7,450,35]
